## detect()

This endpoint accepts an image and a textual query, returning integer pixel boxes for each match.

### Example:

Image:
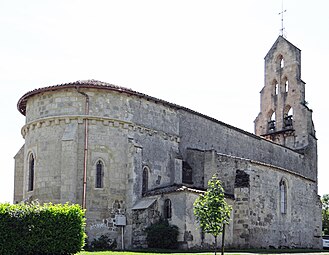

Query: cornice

[21,115,180,143]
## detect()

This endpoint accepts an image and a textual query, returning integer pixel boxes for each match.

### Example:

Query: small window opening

[275,83,279,95]
[164,199,172,219]
[96,161,104,188]
[142,166,149,195]
[272,80,279,95]
[285,79,289,92]
[182,161,193,184]
[280,180,287,214]
[268,112,276,132]
[28,154,35,191]
[284,107,293,128]
[276,55,284,70]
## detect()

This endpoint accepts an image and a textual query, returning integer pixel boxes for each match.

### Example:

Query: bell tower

[254,36,316,150]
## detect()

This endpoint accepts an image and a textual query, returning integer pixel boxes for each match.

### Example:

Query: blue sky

[0,0,328,202]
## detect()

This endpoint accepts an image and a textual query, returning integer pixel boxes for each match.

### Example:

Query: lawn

[77,250,329,255]
[78,251,230,255]
[78,252,214,255]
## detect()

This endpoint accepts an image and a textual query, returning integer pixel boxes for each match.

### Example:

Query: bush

[0,202,86,255]
[86,235,117,251]
[145,218,179,249]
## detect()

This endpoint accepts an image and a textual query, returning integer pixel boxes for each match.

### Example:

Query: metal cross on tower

[279,0,287,37]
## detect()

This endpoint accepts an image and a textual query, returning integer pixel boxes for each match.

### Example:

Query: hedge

[0,202,86,255]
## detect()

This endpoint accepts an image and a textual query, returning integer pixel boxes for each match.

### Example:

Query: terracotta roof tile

[144,184,234,199]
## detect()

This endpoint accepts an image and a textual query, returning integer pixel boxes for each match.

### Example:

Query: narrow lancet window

[284,107,293,128]
[28,154,34,191]
[268,111,276,132]
[142,166,149,195]
[275,83,279,95]
[277,55,284,69]
[285,79,289,92]
[280,180,287,214]
[96,161,104,188]
[164,199,172,219]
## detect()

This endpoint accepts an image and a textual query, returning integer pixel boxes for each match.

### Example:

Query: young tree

[194,174,232,255]
[322,194,329,235]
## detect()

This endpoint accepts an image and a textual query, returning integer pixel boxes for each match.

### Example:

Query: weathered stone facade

[13,36,322,249]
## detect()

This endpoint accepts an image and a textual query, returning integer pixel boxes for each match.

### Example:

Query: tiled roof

[17,79,183,115]
[145,184,234,199]
[132,198,156,210]
[145,184,205,196]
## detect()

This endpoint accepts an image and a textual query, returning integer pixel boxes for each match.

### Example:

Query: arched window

[164,199,172,219]
[268,111,276,132]
[28,154,35,191]
[284,79,289,92]
[280,180,287,214]
[284,106,293,128]
[272,80,279,95]
[142,166,149,195]
[96,160,104,188]
[276,54,284,69]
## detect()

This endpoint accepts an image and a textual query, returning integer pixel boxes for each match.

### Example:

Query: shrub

[145,218,179,249]
[0,202,86,255]
[86,235,117,251]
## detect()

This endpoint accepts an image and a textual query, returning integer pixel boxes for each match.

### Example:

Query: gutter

[76,87,89,210]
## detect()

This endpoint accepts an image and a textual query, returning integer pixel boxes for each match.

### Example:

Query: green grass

[77,250,329,255]
[78,252,212,255]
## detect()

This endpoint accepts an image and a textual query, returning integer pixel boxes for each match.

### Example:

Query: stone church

[14,36,322,249]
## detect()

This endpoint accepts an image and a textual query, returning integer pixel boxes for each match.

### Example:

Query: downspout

[76,87,89,210]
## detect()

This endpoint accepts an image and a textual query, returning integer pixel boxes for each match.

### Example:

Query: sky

[0,0,328,203]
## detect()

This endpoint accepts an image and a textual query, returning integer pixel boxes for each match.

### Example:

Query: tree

[322,194,329,235]
[194,174,232,255]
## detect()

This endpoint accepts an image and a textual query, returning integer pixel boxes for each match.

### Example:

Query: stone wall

[14,78,320,249]
[185,148,205,188]
[247,162,322,248]
[186,150,322,249]
[181,191,234,249]
[130,191,234,250]
[18,87,180,244]
[178,110,317,180]
[13,145,24,204]
[131,200,160,248]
